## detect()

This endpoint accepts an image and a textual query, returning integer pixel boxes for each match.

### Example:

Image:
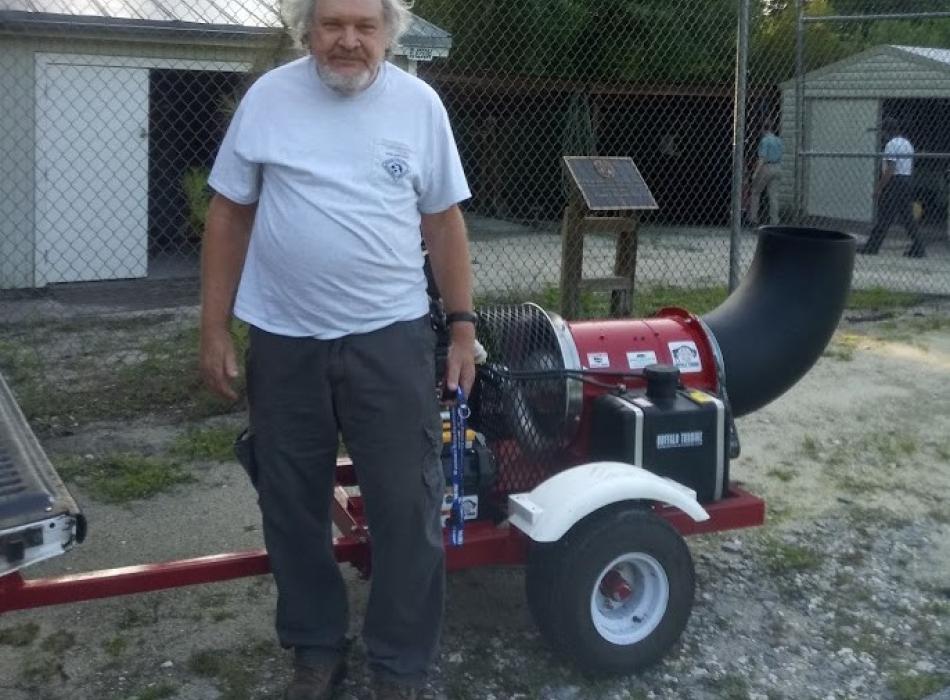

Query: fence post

[794,0,806,222]
[729,0,751,292]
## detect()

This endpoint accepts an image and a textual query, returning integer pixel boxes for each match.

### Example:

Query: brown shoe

[284,657,347,700]
[370,678,419,700]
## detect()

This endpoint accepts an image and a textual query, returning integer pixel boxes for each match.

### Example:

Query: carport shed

[779,44,950,232]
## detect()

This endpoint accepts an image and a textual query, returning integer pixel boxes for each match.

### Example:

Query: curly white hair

[280,0,414,50]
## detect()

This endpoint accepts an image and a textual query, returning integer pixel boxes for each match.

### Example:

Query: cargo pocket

[234,427,259,489]
[421,419,446,533]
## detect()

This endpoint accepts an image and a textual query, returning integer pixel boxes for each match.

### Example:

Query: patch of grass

[846,288,924,311]
[708,672,751,700]
[762,539,823,574]
[928,506,950,525]
[172,426,238,462]
[0,622,40,647]
[19,656,64,684]
[922,600,950,616]
[845,506,912,531]
[56,453,194,503]
[118,605,158,630]
[936,442,950,462]
[479,284,728,319]
[10,320,251,431]
[767,467,795,483]
[888,672,950,700]
[823,332,861,361]
[40,630,76,653]
[868,430,918,464]
[0,340,43,388]
[835,473,884,496]
[187,641,276,700]
[801,436,820,461]
[103,636,128,657]
[632,284,729,316]
[134,684,178,700]
[837,549,865,567]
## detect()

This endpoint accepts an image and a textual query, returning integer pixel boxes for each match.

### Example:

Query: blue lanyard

[449,386,470,547]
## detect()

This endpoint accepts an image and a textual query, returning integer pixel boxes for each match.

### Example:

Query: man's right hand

[200,326,240,401]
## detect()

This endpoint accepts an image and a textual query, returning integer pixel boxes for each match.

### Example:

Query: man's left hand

[444,323,477,397]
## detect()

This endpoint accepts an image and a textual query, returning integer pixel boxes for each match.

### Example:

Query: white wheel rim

[589,552,669,645]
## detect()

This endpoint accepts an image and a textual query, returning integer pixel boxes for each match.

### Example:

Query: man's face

[310,0,388,94]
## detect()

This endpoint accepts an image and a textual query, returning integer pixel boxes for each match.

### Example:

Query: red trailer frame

[0,458,764,615]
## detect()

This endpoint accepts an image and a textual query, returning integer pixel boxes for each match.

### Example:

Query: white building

[779,44,950,229]
[0,1,452,289]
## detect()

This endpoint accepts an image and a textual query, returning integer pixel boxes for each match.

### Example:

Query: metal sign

[563,156,658,211]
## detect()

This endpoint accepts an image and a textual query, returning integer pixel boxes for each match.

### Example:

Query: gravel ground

[0,303,948,700]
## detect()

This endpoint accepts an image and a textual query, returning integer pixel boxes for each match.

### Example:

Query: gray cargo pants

[245,317,445,686]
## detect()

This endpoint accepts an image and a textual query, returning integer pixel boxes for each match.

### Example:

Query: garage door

[35,59,149,285]
[805,99,878,223]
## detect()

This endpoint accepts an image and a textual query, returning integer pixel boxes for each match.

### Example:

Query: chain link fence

[0,0,948,429]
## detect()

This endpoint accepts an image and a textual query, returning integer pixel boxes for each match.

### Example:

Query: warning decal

[587,352,610,369]
[627,350,658,370]
[668,341,702,373]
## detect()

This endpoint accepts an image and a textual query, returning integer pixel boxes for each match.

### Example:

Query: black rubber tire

[525,539,561,645]
[526,507,695,675]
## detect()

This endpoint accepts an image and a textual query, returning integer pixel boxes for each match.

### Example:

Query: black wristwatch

[445,311,478,326]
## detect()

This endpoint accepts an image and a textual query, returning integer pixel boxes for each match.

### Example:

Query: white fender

[507,461,710,543]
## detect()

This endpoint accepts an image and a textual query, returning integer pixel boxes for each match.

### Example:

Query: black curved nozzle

[702,226,855,418]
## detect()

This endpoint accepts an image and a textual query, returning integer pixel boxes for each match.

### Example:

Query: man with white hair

[199,0,475,697]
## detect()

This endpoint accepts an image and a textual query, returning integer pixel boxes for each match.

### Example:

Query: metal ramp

[0,371,85,576]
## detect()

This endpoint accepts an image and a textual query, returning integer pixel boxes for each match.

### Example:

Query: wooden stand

[559,157,657,320]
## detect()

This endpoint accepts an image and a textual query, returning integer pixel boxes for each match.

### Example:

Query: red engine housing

[565,308,722,458]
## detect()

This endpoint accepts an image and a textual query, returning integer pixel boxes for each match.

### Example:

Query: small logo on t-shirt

[383,157,410,182]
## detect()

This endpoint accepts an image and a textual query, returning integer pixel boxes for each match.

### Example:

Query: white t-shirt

[209,57,471,339]
[883,136,914,177]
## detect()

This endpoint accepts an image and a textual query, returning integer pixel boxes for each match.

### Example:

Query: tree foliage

[415,0,950,85]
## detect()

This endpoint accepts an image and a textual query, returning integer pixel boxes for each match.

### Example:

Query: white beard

[315,60,377,95]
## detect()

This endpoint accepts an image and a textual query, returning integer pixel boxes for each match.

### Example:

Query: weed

[802,436,820,461]
[19,655,64,684]
[868,430,918,465]
[767,467,794,483]
[928,507,950,525]
[172,425,239,462]
[708,672,751,700]
[57,453,194,503]
[118,605,158,630]
[0,340,42,388]
[0,622,39,646]
[823,333,861,361]
[762,539,823,573]
[922,600,949,616]
[888,671,950,700]
[837,549,865,567]
[40,630,76,653]
[103,636,128,657]
[135,684,178,700]
[187,641,276,700]
[835,473,884,496]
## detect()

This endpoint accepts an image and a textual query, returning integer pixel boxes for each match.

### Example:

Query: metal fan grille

[473,303,579,496]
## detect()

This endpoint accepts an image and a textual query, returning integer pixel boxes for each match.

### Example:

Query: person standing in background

[859,117,927,258]
[748,120,784,227]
